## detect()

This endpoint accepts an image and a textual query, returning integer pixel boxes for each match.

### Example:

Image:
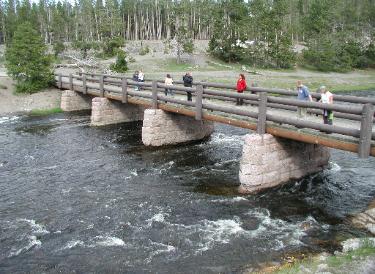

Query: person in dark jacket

[236,74,247,105]
[182,72,193,101]
[132,71,139,91]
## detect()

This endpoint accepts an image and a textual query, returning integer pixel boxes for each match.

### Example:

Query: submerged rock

[352,203,375,235]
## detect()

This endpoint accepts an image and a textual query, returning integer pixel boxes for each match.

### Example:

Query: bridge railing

[55,72,375,158]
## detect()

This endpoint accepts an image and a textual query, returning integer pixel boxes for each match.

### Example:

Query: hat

[319,85,326,91]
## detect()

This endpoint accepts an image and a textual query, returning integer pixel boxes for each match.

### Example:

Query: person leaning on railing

[296,80,313,118]
[132,71,139,91]
[236,74,247,106]
[183,72,193,101]
[164,74,173,96]
[319,85,334,125]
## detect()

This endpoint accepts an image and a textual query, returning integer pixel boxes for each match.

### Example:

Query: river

[0,94,375,273]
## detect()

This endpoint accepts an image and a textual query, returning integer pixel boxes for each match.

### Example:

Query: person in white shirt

[138,70,144,90]
[164,74,173,96]
[319,86,333,125]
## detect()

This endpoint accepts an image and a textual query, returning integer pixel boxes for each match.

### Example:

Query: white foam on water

[163,217,244,254]
[145,241,177,263]
[146,213,168,227]
[193,218,244,253]
[24,155,35,160]
[329,161,341,172]
[0,116,19,124]
[21,219,49,235]
[130,169,138,176]
[61,188,72,194]
[61,240,85,250]
[9,235,41,257]
[207,133,244,146]
[213,159,237,167]
[211,196,248,203]
[93,236,126,247]
[244,209,329,250]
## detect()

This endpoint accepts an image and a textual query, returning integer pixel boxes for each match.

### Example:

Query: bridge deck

[55,75,375,157]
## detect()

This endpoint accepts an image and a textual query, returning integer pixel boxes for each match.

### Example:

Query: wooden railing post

[82,74,87,94]
[152,80,158,109]
[358,103,374,158]
[257,92,267,134]
[58,73,62,89]
[99,75,104,97]
[122,77,128,103]
[69,73,73,90]
[195,85,203,120]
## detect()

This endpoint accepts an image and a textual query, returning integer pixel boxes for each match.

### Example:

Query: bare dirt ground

[55,40,375,93]
[0,77,61,115]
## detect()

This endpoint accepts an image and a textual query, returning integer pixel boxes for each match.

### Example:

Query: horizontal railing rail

[77,72,375,105]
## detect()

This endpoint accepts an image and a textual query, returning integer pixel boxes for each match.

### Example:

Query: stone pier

[61,90,92,111]
[91,97,144,126]
[142,109,214,146]
[239,134,330,193]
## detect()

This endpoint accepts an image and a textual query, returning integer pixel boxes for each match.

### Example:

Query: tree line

[1,0,375,72]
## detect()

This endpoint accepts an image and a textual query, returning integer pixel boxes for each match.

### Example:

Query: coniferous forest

[0,0,375,71]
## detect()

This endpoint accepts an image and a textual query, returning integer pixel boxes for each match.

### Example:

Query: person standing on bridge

[133,71,139,91]
[319,85,334,125]
[296,80,312,118]
[138,69,145,90]
[164,74,173,96]
[236,74,247,106]
[183,72,193,101]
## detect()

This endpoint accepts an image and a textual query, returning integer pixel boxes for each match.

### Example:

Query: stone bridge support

[239,134,330,193]
[61,90,92,111]
[91,97,144,126]
[142,109,214,146]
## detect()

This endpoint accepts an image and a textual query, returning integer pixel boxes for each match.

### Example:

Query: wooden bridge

[54,72,375,159]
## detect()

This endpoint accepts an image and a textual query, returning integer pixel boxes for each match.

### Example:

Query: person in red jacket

[236,73,247,105]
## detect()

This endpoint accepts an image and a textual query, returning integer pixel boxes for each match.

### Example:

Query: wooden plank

[152,80,158,109]
[69,73,73,90]
[82,74,87,94]
[195,85,203,120]
[99,75,104,97]
[257,92,267,134]
[122,77,128,103]
[58,74,62,89]
[358,103,374,158]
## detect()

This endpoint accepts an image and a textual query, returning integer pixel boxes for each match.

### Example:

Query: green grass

[269,242,375,274]
[29,107,62,116]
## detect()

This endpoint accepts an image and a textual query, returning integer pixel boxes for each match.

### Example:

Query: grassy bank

[29,107,62,116]
[258,240,375,274]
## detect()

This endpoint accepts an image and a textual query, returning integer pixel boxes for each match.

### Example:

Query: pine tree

[110,50,128,73]
[5,22,53,93]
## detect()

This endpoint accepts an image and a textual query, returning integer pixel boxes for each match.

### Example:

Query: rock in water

[352,206,375,235]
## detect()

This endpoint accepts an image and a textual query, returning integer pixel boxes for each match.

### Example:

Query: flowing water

[1,95,375,273]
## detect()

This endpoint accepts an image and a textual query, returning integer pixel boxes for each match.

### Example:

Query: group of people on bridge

[132,71,334,126]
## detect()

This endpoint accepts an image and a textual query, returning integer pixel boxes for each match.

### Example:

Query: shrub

[5,23,53,93]
[110,50,128,73]
[139,45,150,56]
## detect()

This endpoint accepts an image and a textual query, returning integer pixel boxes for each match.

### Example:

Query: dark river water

[1,96,375,273]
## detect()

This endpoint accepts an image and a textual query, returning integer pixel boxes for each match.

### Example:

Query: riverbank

[0,77,61,115]
[254,238,375,274]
